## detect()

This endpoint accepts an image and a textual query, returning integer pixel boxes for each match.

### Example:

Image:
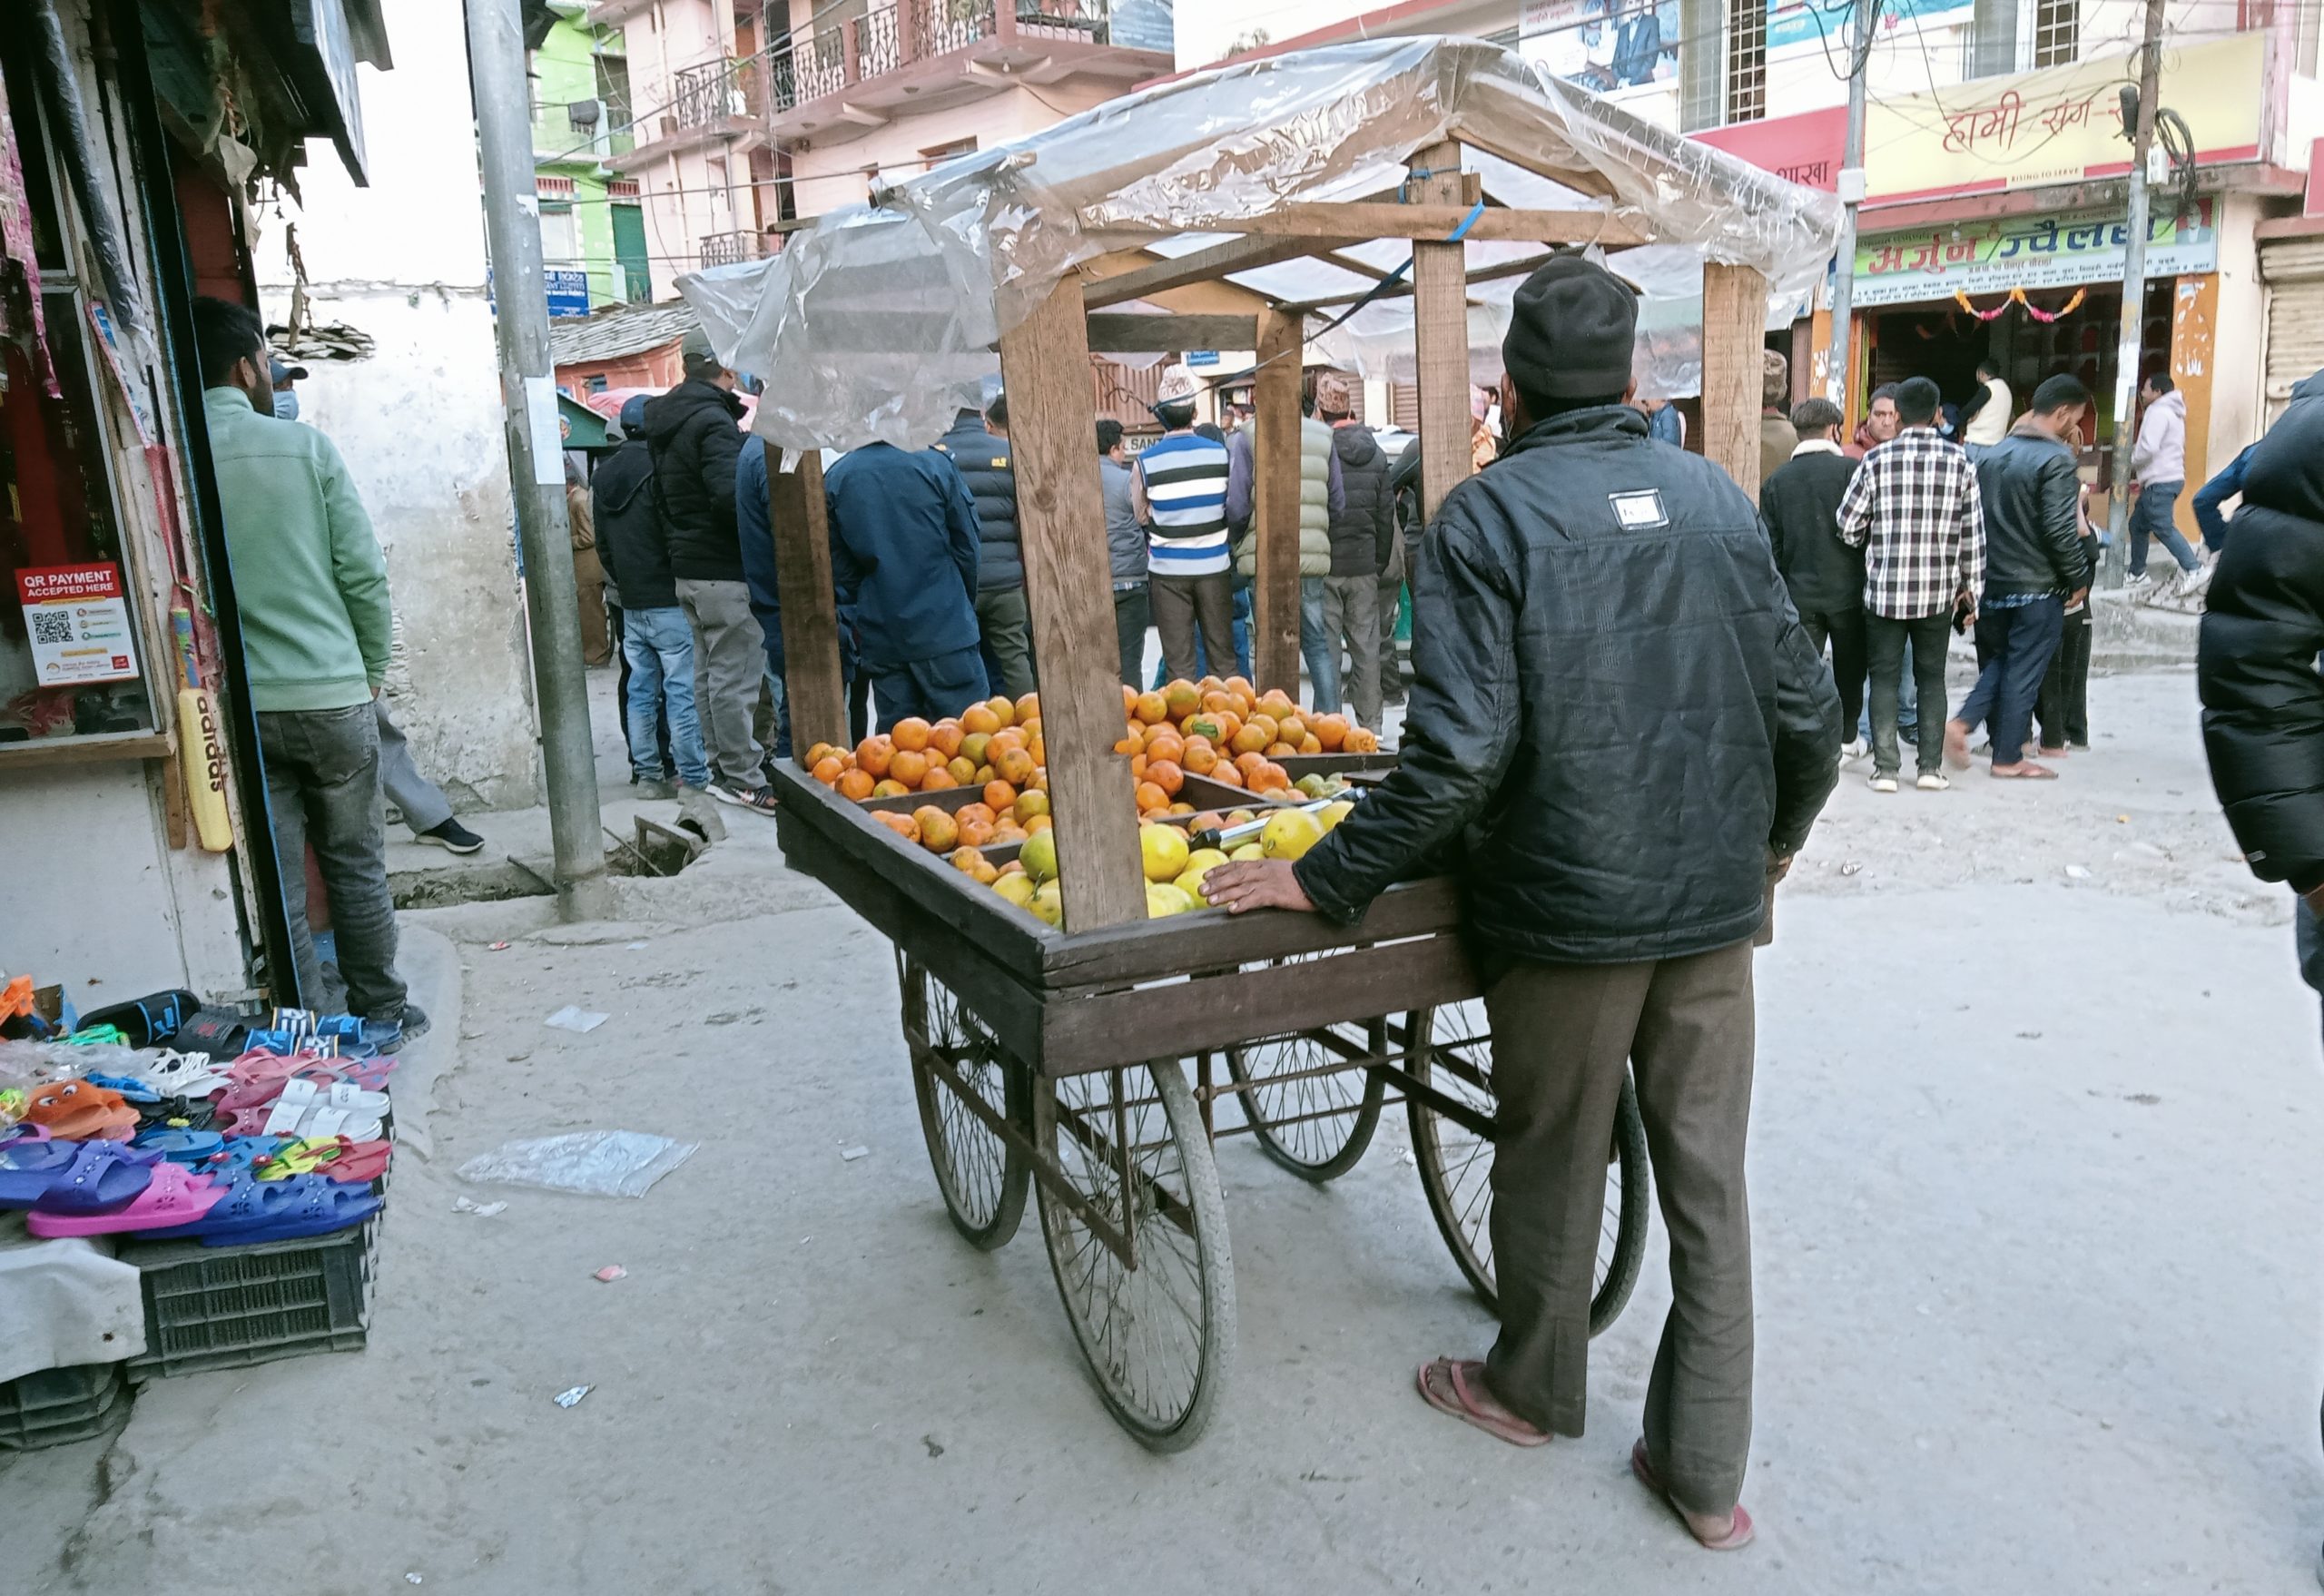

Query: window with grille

[1726,0,1767,125]
[2029,0,2077,68]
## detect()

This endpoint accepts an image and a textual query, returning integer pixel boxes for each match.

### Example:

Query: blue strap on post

[1443,199,1486,243]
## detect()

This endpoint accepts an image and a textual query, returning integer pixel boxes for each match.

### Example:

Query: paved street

[14,670,2324,1594]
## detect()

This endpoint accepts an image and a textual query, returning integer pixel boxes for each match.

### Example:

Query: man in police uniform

[1204,257,1840,1552]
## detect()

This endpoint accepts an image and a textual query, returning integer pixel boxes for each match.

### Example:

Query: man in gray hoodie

[2128,372,2203,590]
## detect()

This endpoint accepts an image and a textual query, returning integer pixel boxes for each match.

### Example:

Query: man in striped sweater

[1133,366,1236,682]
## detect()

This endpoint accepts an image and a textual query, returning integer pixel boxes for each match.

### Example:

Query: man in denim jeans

[193,298,424,1039]
[599,396,710,793]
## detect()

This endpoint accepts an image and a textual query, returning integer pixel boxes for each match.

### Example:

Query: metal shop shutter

[2261,238,2324,424]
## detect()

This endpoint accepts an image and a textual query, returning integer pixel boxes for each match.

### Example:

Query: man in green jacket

[194,297,425,1040]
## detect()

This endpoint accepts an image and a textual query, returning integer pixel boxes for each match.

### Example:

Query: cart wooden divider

[749,96,1787,1450]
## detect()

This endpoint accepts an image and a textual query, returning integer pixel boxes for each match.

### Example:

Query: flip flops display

[23,1079,140,1141]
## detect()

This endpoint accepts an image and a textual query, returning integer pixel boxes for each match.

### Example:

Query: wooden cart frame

[756,118,1781,1447]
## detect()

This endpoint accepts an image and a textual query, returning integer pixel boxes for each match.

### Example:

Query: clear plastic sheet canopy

[681,35,1841,453]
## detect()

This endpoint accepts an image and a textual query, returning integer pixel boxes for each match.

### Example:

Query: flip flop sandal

[24,1080,138,1141]
[84,1071,164,1104]
[205,1136,290,1177]
[1630,1439,1756,1551]
[133,1128,226,1166]
[0,1129,80,1208]
[258,1079,388,1139]
[143,1050,231,1098]
[27,1162,225,1237]
[172,1006,253,1059]
[1414,1358,1552,1448]
[318,1139,390,1184]
[253,1135,347,1180]
[147,1173,377,1246]
[23,1139,163,1213]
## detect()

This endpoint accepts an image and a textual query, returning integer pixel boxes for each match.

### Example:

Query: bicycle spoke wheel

[1037,1060,1236,1451]
[902,957,1030,1250]
[1404,1001,1650,1335]
[1223,1022,1385,1182]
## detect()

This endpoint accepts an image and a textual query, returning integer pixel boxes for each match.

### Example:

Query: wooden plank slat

[1039,933,1479,1075]
[1038,874,1465,985]
[1080,234,1363,310]
[1249,306,1304,697]
[1276,248,1571,314]
[1700,261,1769,507]
[999,281,1147,931]
[1083,313,1257,352]
[1244,202,1648,247]
[1409,143,1476,526]
[1454,131,1620,201]
[764,442,851,757]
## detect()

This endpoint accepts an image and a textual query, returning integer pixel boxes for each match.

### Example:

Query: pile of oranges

[1116,675,1377,821]
[803,693,1045,804]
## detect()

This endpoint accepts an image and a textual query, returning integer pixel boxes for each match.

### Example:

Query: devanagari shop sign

[1852,199,2219,309]
[1864,32,2261,206]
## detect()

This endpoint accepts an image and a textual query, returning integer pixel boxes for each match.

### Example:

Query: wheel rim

[1224,1023,1383,1179]
[1408,1000,1640,1325]
[1039,1065,1221,1439]
[904,961,1023,1241]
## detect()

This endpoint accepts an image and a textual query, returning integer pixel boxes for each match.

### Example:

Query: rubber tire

[903,958,1031,1251]
[1222,1026,1386,1182]
[1404,1006,1651,1336]
[1037,1059,1236,1452]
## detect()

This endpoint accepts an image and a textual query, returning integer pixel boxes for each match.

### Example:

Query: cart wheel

[1223,1022,1385,1181]
[1037,1060,1236,1452]
[901,957,1031,1251]
[1404,1001,1649,1335]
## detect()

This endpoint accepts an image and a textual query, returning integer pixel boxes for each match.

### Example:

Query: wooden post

[766,440,851,758]
[1701,261,1770,507]
[1409,142,1474,523]
[1250,306,1303,696]
[1000,280,1147,931]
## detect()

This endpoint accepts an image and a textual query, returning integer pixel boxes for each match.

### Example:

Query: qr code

[29,611,72,645]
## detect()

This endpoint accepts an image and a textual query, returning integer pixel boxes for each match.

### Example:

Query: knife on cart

[1187,792,1359,852]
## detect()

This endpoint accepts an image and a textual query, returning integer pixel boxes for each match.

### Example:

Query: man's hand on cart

[1201,860,1316,916]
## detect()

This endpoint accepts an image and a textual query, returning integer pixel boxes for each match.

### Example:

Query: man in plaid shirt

[1837,377,1986,791]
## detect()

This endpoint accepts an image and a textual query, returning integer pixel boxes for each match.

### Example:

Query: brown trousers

[1481,939,1758,1517]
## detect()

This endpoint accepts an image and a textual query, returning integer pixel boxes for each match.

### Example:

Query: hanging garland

[1950,286,2091,323]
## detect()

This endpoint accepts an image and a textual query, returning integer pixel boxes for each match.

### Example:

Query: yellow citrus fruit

[1145,882,1195,918]
[993,872,1038,909]
[1019,830,1059,883]
[1261,809,1324,861]
[1138,823,1191,883]
[1317,800,1355,832]
[1029,879,1064,926]
[1230,842,1264,861]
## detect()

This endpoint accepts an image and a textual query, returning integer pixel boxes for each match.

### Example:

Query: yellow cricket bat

[178,685,233,852]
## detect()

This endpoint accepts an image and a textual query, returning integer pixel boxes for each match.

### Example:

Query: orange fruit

[947,755,978,785]
[1345,727,1379,754]
[856,735,895,778]
[1225,675,1254,699]
[872,778,911,798]
[1134,690,1169,725]
[1181,737,1218,776]
[986,695,1017,730]
[961,703,1000,737]
[1146,758,1184,796]
[1121,684,1139,715]
[1212,710,1243,747]
[960,815,996,848]
[1299,734,1323,754]
[889,748,930,788]
[1013,790,1050,823]
[1209,762,1245,789]
[1130,752,1147,782]
[1168,801,1195,815]
[929,720,964,760]
[990,821,1028,845]
[1115,726,1143,756]
[1235,750,1268,777]
[956,802,998,830]
[1163,680,1202,718]
[1314,714,1349,751]
[989,727,1027,755]
[803,742,838,770]
[1231,723,1270,756]
[974,764,997,785]
[1265,742,1297,759]
[984,779,1017,812]
[874,811,921,844]
[920,766,957,793]
[995,746,1036,787]
[1245,714,1279,747]
[1029,734,1045,766]
[915,807,959,852]
[1254,761,1290,793]
[950,844,986,873]
[1135,780,1167,812]
[811,755,844,784]
[1014,692,1039,724]
[1200,690,1235,715]
[998,858,1026,876]
[1258,688,1296,719]
[891,717,932,753]
[1025,813,1051,833]
[1275,714,1306,747]
[960,731,992,768]
[1027,768,1048,793]
[1181,713,1223,744]
[1139,721,1177,754]
[837,769,875,801]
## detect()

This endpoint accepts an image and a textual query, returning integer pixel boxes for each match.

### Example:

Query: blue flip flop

[143,1172,378,1246]
[84,1072,163,1104]
[4,1138,160,1213]
[133,1128,226,1166]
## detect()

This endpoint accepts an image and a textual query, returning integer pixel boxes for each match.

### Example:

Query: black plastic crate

[120,1220,374,1381]
[0,1362,129,1451]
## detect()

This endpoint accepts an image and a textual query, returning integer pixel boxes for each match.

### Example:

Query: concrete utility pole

[1824,0,1875,415]
[2102,0,2170,588]
[465,0,613,919]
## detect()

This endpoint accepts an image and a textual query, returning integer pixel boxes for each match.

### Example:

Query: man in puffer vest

[1317,372,1395,732]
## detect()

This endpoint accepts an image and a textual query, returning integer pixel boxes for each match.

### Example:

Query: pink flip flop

[1630,1438,1755,1550]
[1414,1357,1551,1447]
[26,1162,226,1237]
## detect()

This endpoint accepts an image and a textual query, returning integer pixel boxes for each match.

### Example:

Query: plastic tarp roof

[682,34,1841,453]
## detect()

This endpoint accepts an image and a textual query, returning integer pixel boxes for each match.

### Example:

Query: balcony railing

[669,59,749,132]
[768,0,1139,114]
[700,230,762,269]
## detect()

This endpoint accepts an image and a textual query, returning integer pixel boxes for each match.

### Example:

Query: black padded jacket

[643,378,747,583]
[1294,405,1843,963]
[1974,427,2087,598]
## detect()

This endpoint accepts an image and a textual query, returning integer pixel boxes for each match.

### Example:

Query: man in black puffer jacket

[1205,259,1840,1549]
[934,398,1033,698]
[1942,373,2093,778]
[2197,369,2324,1581]
[645,333,771,814]
[1316,372,1393,731]
[594,397,698,794]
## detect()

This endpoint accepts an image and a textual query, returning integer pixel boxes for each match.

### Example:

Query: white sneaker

[2177,564,2213,596]
[2124,571,2153,591]
[1916,772,1950,792]
[1837,737,1866,764]
[1869,773,1899,793]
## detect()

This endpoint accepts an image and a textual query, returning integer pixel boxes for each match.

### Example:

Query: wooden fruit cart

[709,35,1836,1449]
